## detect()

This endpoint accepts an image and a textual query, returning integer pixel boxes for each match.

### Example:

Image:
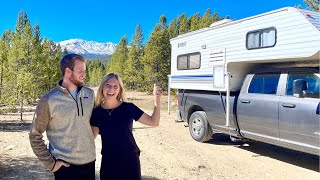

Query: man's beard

[70,75,84,87]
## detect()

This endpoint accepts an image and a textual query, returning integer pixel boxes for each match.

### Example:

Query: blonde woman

[90,72,163,180]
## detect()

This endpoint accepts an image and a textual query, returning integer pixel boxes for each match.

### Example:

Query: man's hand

[51,160,70,172]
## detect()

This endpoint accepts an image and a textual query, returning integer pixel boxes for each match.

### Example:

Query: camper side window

[177,56,188,69]
[177,52,201,70]
[246,27,276,50]
[248,73,280,94]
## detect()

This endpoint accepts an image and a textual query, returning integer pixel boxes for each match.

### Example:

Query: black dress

[90,102,144,180]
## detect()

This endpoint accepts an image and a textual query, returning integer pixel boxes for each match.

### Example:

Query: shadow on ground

[0,154,161,180]
[239,141,320,172]
[142,176,161,180]
[0,120,31,132]
[206,133,320,172]
[207,133,243,146]
[0,155,109,180]
[133,127,155,130]
[0,155,53,180]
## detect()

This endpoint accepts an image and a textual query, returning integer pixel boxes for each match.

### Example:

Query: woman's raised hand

[153,83,163,97]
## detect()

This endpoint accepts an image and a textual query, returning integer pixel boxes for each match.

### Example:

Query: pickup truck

[177,67,320,155]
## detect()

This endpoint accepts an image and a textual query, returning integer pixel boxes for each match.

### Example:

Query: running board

[230,136,243,142]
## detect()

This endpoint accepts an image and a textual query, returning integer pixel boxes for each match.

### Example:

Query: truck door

[237,73,281,140]
[279,71,320,149]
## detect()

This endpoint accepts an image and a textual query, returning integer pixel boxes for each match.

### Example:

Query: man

[29,54,96,179]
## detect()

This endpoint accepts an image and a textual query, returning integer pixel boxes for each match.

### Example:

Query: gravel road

[0,92,319,180]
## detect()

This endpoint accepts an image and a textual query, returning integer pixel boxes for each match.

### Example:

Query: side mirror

[293,79,307,98]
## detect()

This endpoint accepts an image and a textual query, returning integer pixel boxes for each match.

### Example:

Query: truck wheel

[189,111,213,142]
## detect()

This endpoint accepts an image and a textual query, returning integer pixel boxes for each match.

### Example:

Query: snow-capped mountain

[58,39,116,59]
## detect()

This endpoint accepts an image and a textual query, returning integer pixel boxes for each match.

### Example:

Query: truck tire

[189,111,213,142]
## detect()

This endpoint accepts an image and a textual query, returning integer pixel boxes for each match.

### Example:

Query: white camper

[167,7,320,155]
[167,7,320,127]
[168,7,320,93]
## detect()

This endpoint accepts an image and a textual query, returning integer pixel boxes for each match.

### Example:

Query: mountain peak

[58,39,116,59]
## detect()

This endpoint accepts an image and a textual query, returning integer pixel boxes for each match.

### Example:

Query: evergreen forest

[0,1,318,116]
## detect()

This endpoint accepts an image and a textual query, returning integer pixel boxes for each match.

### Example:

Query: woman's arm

[138,84,162,126]
[91,126,99,139]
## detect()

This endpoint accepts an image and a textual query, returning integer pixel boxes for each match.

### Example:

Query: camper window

[177,55,188,69]
[246,27,276,50]
[189,53,201,69]
[177,52,201,70]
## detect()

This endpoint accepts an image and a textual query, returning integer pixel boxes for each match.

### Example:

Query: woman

[90,72,163,180]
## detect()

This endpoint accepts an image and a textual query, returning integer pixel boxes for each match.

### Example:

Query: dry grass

[0,88,177,119]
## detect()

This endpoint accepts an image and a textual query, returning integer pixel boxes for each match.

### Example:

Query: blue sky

[1,0,306,44]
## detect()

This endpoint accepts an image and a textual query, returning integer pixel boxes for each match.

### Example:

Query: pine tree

[179,14,189,34]
[212,12,222,22]
[5,10,36,119]
[87,60,106,87]
[142,15,170,92]
[167,17,179,39]
[200,8,213,28]
[304,0,319,11]
[125,45,136,89]
[107,36,128,78]
[0,10,63,118]
[0,30,12,101]
[36,38,61,93]
[29,23,43,99]
[62,47,68,56]
[125,24,144,89]
[189,12,201,32]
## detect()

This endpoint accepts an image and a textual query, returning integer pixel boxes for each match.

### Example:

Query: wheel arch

[187,105,204,124]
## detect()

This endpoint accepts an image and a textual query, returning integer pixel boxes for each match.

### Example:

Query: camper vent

[209,49,226,66]
[209,19,232,28]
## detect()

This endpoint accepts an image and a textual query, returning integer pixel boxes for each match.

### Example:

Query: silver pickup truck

[178,67,320,155]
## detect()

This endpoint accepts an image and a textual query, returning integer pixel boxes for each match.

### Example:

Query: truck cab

[237,67,320,155]
[178,67,320,155]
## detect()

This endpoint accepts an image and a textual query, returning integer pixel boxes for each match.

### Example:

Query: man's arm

[29,98,56,171]
[91,126,99,139]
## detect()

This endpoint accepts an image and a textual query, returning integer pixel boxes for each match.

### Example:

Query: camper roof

[171,7,320,41]
[298,9,320,30]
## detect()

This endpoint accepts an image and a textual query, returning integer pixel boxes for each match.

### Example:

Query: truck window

[286,72,320,98]
[248,73,280,94]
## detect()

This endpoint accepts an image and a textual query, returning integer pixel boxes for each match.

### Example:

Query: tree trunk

[20,85,23,121]
[0,62,3,100]
[20,98,23,121]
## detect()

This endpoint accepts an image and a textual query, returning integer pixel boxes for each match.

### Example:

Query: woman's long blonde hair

[95,72,127,107]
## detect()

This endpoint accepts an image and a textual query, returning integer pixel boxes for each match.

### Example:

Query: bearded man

[29,54,96,179]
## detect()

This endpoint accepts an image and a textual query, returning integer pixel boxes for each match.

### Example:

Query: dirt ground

[0,91,319,180]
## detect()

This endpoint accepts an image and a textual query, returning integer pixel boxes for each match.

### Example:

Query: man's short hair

[60,54,85,76]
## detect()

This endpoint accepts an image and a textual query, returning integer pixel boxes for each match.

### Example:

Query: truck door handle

[240,100,250,103]
[282,103,296,108]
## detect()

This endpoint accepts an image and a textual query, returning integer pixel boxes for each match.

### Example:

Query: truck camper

[168,7,320,155]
